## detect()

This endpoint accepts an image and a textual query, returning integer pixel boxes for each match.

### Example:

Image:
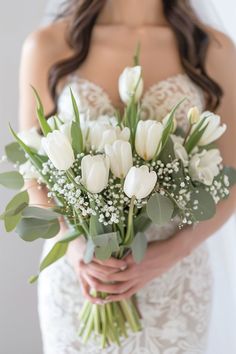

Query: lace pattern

[38,73,213,354]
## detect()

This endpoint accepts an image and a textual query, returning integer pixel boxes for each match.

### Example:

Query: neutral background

[0,1,235,354]
[0,2,47,354]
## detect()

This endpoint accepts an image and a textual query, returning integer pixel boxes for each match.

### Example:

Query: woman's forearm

[170,187,236,261]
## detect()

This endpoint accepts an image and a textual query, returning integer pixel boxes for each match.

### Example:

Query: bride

[19,0,236,353]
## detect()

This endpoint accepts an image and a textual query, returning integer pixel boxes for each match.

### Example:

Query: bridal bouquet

[1,52,236,348]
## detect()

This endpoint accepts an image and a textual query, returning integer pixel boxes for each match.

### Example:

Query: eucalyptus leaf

[0,171,24,189]
[131,232,147,263]
[89,213,104,237]
[5,142,27,164]
[146,193,174,226]
[16,217,60,241]
[93,232,120,261]
[3,190,29,232]
[0,202,28,219]
[83,238,95,264]
[22,206,60,220]
[224,167,236,187]
[188,187,216,221]
[133,210,152,233]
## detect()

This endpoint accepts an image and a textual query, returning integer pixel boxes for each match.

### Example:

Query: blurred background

[0,2,47,354]
[0,1,235,354]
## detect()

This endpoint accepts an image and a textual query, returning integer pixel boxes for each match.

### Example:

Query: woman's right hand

[66,237,127,304]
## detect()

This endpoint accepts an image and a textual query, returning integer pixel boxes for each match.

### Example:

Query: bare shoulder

[22,19,72,64]
[206,27,236,84]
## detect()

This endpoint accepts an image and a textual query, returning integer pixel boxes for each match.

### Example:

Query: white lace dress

[38,73,213,354]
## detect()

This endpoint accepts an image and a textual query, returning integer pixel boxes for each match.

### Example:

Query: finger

[85,275,135,295]
[80,275,104,305]
[93,257,127,270]
[104,266,137,282]
[84,261,121,275]
[104,286,137,302]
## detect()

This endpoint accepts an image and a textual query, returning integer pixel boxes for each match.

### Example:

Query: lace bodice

[57,73,205,132]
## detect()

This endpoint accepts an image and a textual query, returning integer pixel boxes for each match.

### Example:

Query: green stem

[124,195,135,245]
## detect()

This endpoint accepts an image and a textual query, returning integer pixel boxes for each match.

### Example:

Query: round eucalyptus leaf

[0,171,24,189]
[16,217,60,242]
[5,142,27,164]
[147,193,174,226]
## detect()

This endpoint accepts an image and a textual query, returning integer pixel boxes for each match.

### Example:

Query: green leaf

[158,137,175,164]
[70,88,81,125]
[29,229,80,283]
[89,213,104,237]
[71,121,83,154]
[83,238,95,264]
[5,142,27,164]
[0,171,24,189]
[93,232,120,261]
[161,98,186,153]
[188,187,216,221]
[31,86,52,136]
[3,190,29,232]
[0,202,28,219]
[185,117,209,153]
[146,193,174,226]
[133,210,152,233]
[22,206,60,220]
[16,217,60,241]
[131,232,147,263]
[224,167,236,187]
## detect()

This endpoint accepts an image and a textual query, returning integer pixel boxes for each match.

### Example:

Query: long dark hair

[47,0,223,117]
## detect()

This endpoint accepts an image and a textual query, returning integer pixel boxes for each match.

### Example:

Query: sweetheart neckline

[59,72,196,110]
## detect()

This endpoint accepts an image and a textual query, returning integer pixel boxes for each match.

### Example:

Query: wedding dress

[38,72,214,354]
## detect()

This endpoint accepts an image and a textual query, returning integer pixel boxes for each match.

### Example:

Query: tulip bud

[187,107,200,125]
[124,165,157,199]
[135,120,164,161]
[81,155,110,193]
[189,149,222,186]
[105,140,133,178]
[118,66,144,104]
[42,130,75,170]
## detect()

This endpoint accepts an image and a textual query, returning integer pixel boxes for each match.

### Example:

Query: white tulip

[135,120,164,160]
[124,165,157,199]
[118,66,144,104]
[18,127,43,152]
[42,130,75,170]
[59,122,72,143]
[193,111,227,146]
[89,117,130,152]
[174,143,189,166]
[105,140,133,178]
[189,149,222,186]
[187,106,201,125]
[81,155,110,193]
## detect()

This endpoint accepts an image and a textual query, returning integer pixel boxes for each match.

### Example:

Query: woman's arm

[19,27,69,241]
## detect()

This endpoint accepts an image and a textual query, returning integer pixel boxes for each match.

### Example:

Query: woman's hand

[67,236,185,304]
[66,236,127,304]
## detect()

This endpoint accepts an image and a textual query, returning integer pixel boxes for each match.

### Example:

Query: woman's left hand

[89,238,184,303]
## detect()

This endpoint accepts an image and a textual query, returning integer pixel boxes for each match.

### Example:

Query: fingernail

[120,265,127,271]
